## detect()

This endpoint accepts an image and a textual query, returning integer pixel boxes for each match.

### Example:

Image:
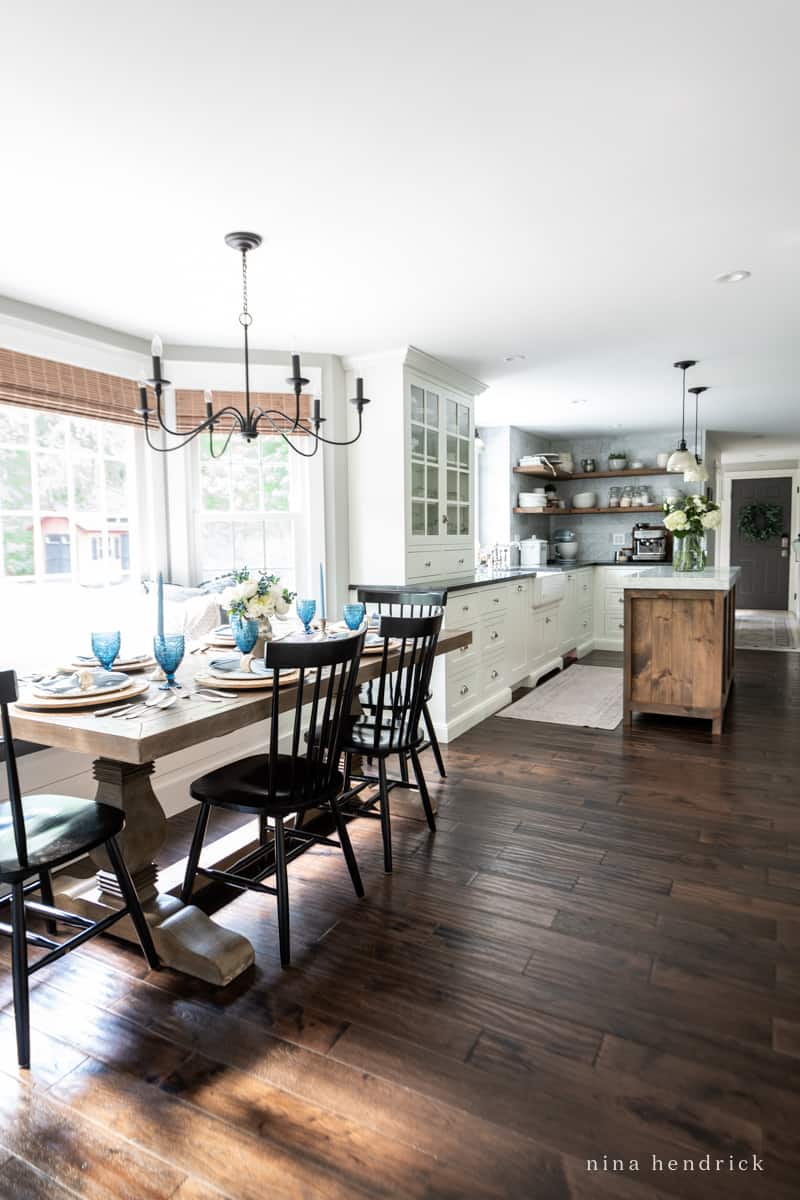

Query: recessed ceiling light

[503,354,526,363]
[715,269,751,284]
[570,398,588,405]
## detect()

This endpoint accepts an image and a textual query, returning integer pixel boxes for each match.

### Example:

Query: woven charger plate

[361,638,401,655]
[15,678,150,711]
[69,656,156,672]
[194,669,300,691]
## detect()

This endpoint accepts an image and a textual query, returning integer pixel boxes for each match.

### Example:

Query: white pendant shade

[667,447,695,472]
[683,460,710,483]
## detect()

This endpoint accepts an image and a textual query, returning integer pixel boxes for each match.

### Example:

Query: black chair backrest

[363,612,442,753]
[356,587,446,617]
[0,669,27,866]
[264,632,365,807]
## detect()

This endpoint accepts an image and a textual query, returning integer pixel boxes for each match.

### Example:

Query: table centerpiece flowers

[222,569,297,670]
[663,494,722,572]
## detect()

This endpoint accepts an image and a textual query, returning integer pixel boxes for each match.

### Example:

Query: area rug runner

[497,664,623,730]
[735,610,800,652]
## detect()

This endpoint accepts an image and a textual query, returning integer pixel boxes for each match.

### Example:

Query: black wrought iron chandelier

[135,231,370,457]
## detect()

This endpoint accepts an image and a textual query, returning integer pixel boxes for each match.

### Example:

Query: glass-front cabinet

[408,375,472,546]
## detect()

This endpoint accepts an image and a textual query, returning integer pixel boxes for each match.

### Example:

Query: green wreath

[737,501,783,543]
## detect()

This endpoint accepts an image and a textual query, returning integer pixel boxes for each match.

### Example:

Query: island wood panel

[623,587,736,735]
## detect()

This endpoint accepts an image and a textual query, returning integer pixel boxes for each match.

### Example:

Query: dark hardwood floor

[1,648,800,1199]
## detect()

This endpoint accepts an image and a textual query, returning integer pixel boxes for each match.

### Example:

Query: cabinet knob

[459,685,470,696]
[491,631,499,640]
[517,584,524,592]
[458,557,464,565]
[618,597,624,603]
[545,617,551,624]
[424,561,431,568]
[491,669,499,679]
[493,597,500,604]
[462,604,469,612]
[568,574,573,580]
[442,514,448,524]
[459,645,468,653]
[618,623,624,629]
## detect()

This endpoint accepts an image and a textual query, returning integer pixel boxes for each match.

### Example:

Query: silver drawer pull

[458,558,464,564]
[491,669,499,679]
[462,604,469,612]
[491,631,499,640]
[424,561,432,568]
[459,685,470,696]
[493,597,500,604]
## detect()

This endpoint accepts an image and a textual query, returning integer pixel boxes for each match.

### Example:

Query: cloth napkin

[36,668,129,696]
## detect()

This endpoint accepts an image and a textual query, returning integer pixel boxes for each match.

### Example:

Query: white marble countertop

[619,566,741,591]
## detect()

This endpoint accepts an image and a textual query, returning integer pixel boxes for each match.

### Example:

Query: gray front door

[730,477,792,610]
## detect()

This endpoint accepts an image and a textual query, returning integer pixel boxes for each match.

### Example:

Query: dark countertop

[351,561,671,598]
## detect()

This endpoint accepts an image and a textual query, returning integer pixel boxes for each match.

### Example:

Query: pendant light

[666,359,698,473]
[683,385,710,483]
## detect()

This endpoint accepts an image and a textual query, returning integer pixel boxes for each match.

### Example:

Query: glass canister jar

[620,486,634,508]
[608,486,622,508]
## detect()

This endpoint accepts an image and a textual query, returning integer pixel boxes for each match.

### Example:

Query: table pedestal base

[52,757,255,986]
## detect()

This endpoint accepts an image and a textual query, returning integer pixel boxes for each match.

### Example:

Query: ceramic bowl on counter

[555,542,579,559]
[571,492,598,508]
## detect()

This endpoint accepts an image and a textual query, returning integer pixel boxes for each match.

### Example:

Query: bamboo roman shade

[174,390,313,435]
[0,348,143,426]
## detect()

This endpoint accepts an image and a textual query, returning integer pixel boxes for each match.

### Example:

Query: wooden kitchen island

[622,566,740,735]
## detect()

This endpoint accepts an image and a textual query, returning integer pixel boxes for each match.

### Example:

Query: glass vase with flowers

[663,494,722,572]
[222,568,297,671]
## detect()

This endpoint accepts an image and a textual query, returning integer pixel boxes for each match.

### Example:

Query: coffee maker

[631,523,668,562]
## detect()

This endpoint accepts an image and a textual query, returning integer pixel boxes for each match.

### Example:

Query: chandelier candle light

[135,232,370,458]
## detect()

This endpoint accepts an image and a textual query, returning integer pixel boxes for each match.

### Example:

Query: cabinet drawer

[407,550,445,580]
[440,547,472,575]
[446,665,480,717]
[604,613,626,638]
[447,591,479,629]
[447,630,479,670]
[483,651,506,693]
[480,612,507,653]
[604,588,626,613]
[578,576,594,610]
[478,586,509,616]
[577,613,593,639]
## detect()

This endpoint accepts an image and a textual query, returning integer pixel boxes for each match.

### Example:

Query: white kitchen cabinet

[345,347,486,587]
[508,578,531,682]
[592,567,639,649]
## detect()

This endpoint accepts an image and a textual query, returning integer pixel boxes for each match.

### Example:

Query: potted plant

[608,450,628,470]
[222,568,296,671]
[663,494,722,571]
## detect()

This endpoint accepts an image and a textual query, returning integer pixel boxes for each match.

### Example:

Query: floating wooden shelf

[513,505,663,516]
[514,465,670,480]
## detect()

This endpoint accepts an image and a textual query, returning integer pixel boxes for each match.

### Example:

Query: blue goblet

[91,630,121,671]
[230,614,259,654]
[296,598,316,636]
[342,603,365,631]
[153,634,185,689]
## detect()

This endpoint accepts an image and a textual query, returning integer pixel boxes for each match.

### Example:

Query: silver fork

[125,693,178,718]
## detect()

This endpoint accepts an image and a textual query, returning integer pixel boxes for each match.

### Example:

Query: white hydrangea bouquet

[222,568,296,623]
[222,568,297,670]
[663,494,722,572]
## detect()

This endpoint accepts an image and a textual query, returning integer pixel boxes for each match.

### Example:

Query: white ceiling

[2,0,800,437]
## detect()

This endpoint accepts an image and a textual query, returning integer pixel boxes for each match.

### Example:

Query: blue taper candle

[157,571,164,639]
[319,562,326,620]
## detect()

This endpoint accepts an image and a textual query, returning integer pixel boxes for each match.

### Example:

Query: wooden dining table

[9,627,470,985]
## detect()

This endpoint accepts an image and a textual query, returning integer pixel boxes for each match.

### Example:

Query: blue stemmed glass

[153,634,185,689]
[296,598,316,636]
[91,631,121,671]
[343,603,365,631]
